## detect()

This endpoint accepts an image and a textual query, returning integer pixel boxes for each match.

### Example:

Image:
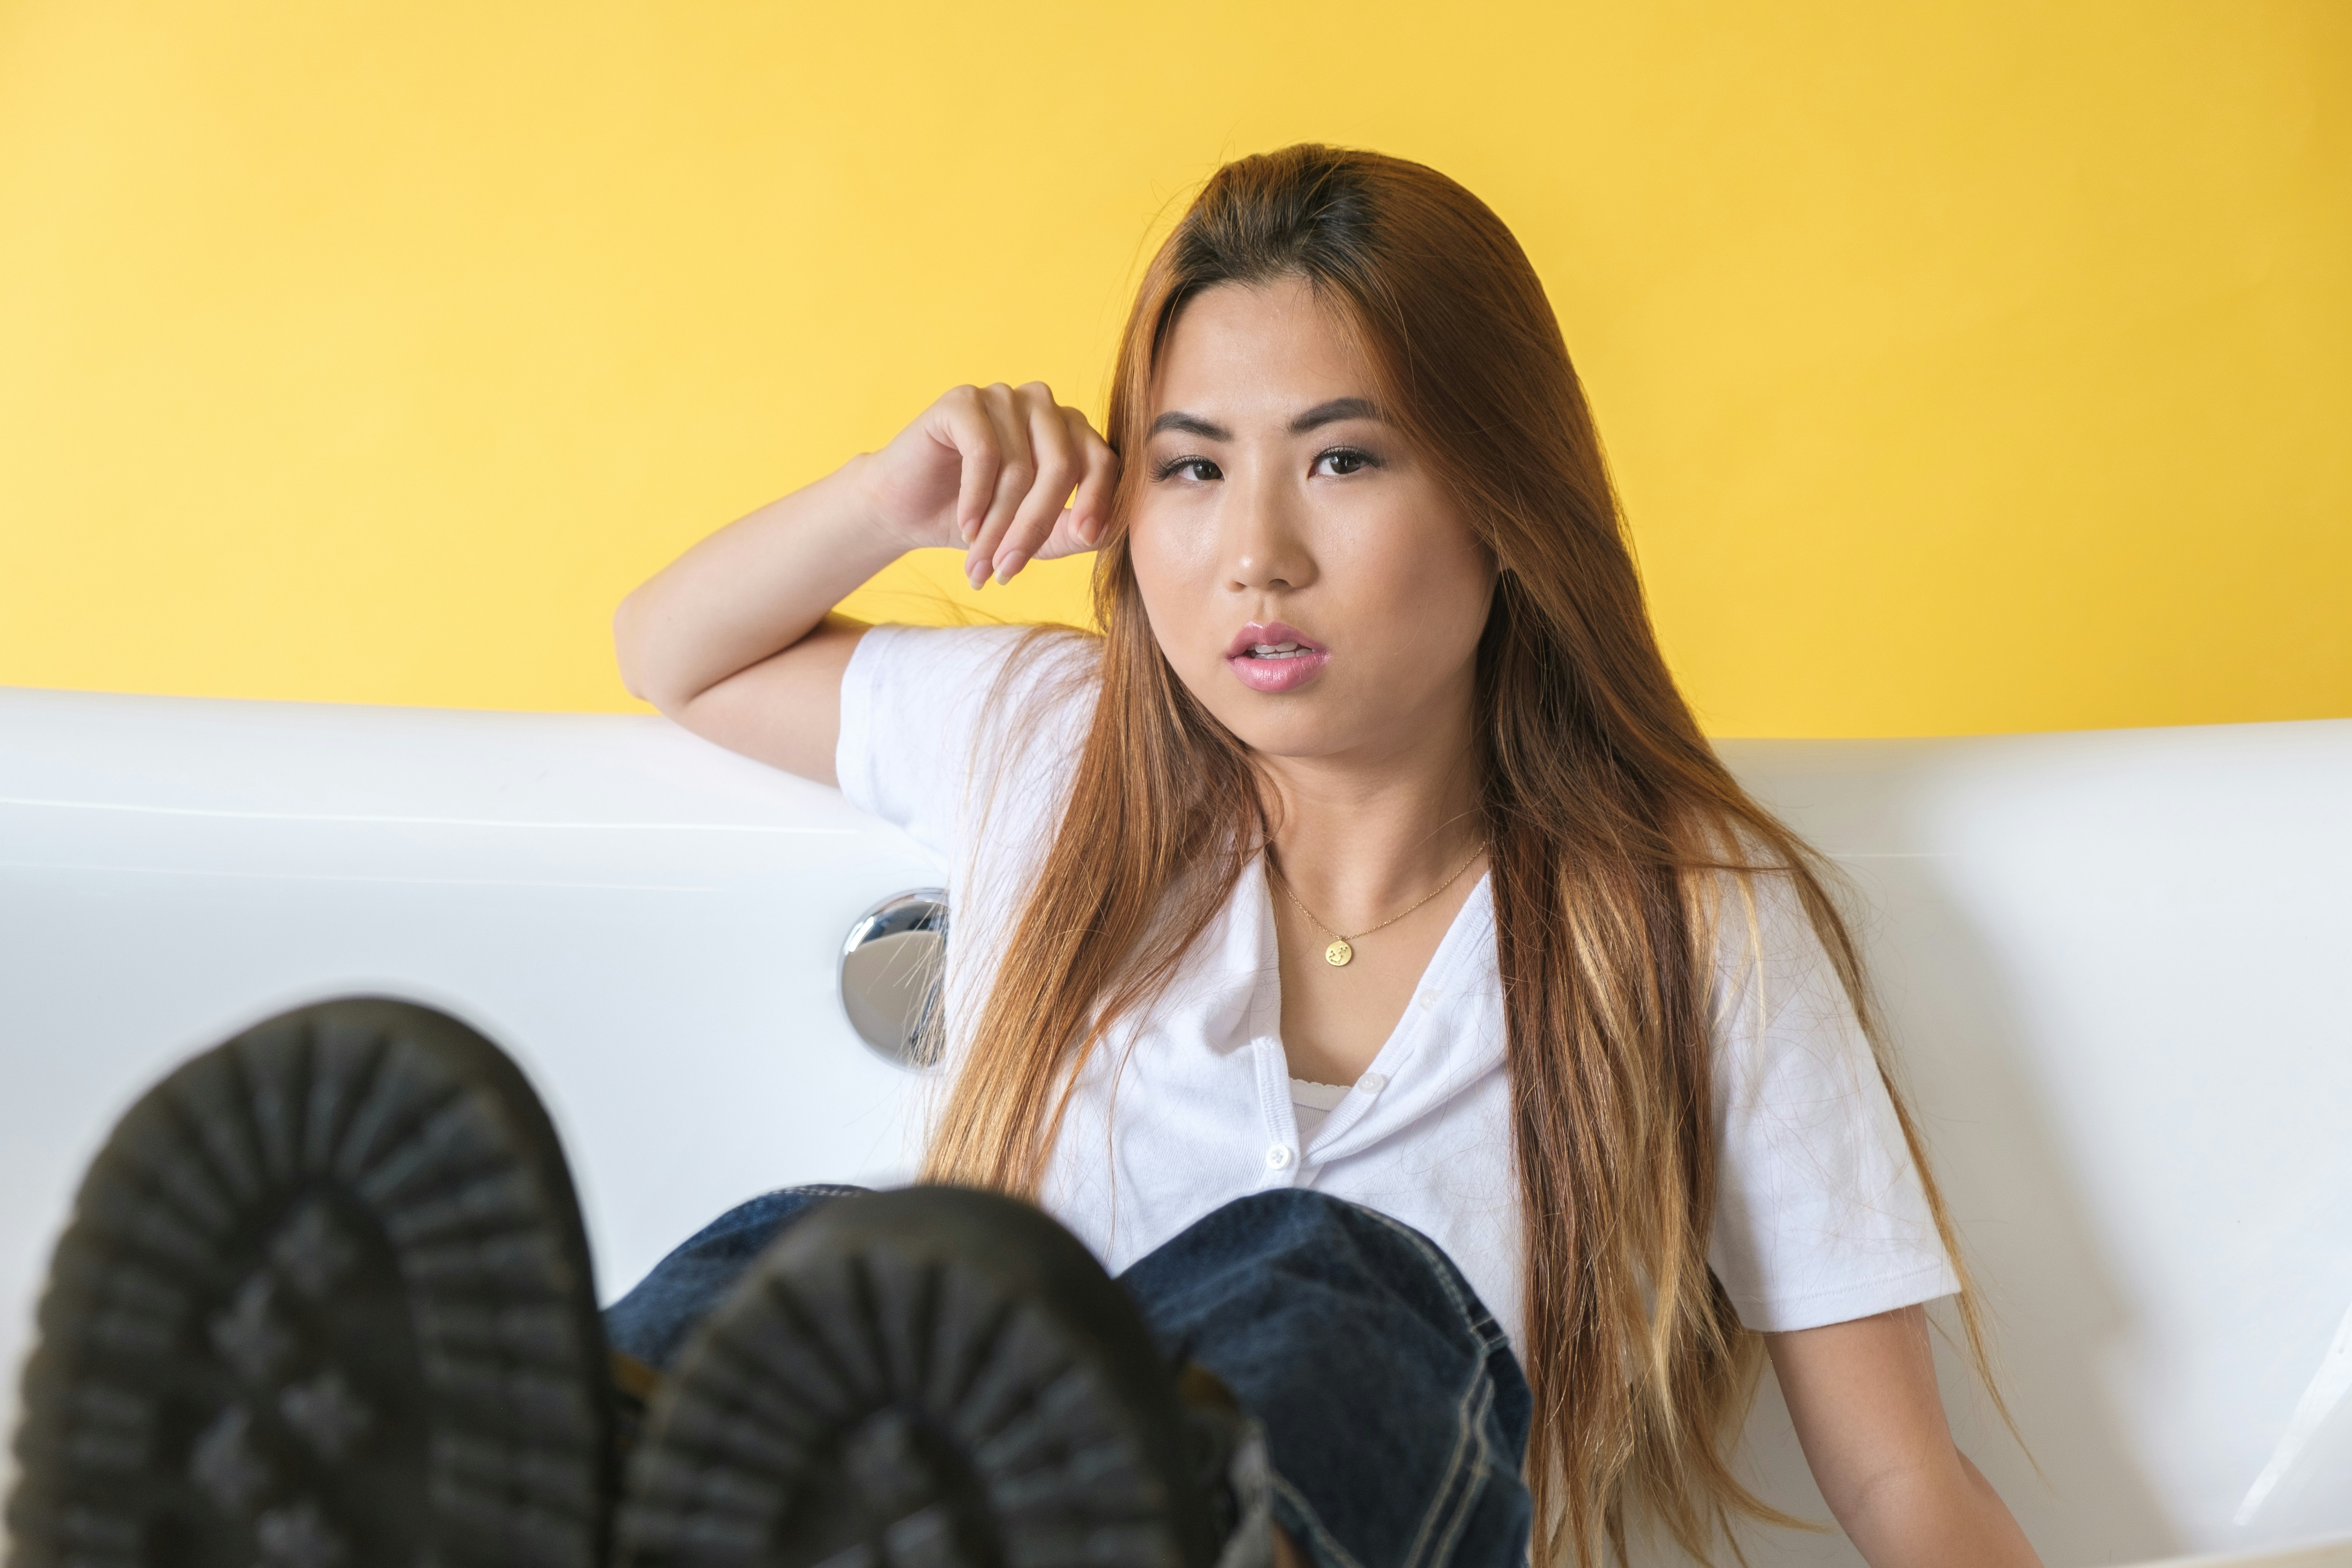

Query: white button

[1417,992,1437,1011]
[1265,1145,1294,1170]
[1359,1072,1389,1095]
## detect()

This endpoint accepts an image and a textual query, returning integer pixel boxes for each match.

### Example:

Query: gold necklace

[1267,844,1486,968]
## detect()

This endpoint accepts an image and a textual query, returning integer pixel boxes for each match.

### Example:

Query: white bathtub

[2,687,2347,1566]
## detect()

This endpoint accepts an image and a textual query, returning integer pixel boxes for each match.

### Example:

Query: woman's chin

[1202,702,1383,768]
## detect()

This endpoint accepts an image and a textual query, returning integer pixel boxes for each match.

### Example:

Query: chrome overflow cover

[838,889,948,1070]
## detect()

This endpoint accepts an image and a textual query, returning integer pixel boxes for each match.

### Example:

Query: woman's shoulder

[1692,859,1868,1062]
[858,619,1090,655]
[839,621,1103,862]
[855,619,1100,684]
[848,618,1094,714]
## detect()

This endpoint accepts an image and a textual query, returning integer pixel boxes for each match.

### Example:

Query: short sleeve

[835,622,1096,868]
[1705,874,1962,1332]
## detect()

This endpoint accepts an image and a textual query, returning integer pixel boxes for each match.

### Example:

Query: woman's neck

[1257,718,1485,934]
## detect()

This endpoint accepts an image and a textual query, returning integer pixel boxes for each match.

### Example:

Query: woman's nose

[1223,475,1315,593]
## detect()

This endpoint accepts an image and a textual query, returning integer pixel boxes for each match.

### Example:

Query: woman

[609,145,2039,1566]
[8,146,2038,1568]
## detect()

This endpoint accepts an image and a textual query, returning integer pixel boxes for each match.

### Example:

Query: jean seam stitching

[1352,1207,1502,1351]
[1397,1364,1479,1568]
[1423,1375,1499,1568]
[1273,1473,1373,1568]
[1339,1207,1503,1568]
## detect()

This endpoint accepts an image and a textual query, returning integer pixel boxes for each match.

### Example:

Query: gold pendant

[1325,938,1354,967]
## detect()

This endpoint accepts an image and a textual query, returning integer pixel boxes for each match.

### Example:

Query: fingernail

[994,550,1029,584]
[959,517,978,543]
[966,560,987,590]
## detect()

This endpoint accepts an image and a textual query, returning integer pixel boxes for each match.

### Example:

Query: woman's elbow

[611,590,671,710]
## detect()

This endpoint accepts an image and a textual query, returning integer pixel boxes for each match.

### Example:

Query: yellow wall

[1,2,2344,736]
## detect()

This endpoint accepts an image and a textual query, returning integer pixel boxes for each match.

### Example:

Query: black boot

[5,999,615,1568]
[617,1187,1267,1568]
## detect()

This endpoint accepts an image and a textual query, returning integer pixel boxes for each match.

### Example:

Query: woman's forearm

[616,383,1115,721]
[613,456,906,716]
[1767,1308,2042,1568]
[1837,1449,2040,1568]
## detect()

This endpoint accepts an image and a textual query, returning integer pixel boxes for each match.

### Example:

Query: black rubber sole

[618,1188,1217,1568]
[5,998,613,1568]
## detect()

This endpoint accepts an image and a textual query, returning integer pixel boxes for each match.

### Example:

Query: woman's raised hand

[858,383,1118,589]
[616,381,1115,776]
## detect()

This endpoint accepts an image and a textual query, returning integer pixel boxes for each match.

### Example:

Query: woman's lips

[1225,620,1329,694]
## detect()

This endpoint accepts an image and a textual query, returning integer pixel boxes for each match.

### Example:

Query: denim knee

[1132,1189,1519,1368]
[1118,1189,1533,1568]
[603,1183,864,1370]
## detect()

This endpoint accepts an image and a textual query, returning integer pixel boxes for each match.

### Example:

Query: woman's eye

[1155,457,1222,483]
[1313,447,1377,477]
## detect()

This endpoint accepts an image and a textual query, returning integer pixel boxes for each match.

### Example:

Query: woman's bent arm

[614,462,902,784]
[613,383,1113,783]
[1767,1306,2042,1568]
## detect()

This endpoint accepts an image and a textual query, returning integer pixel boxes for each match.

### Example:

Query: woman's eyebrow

[1148,411,1231,439]
[1288,397,1380,434]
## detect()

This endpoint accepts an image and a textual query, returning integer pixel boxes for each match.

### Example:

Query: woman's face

[1127,278,1496,770]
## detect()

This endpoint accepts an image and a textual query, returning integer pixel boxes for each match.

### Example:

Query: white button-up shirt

[838,625,1958,1354]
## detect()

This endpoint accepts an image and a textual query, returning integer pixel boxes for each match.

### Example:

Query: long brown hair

[922,144,1993,1565]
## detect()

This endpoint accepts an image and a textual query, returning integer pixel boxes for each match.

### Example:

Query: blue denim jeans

[605,1187,1533,1568]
